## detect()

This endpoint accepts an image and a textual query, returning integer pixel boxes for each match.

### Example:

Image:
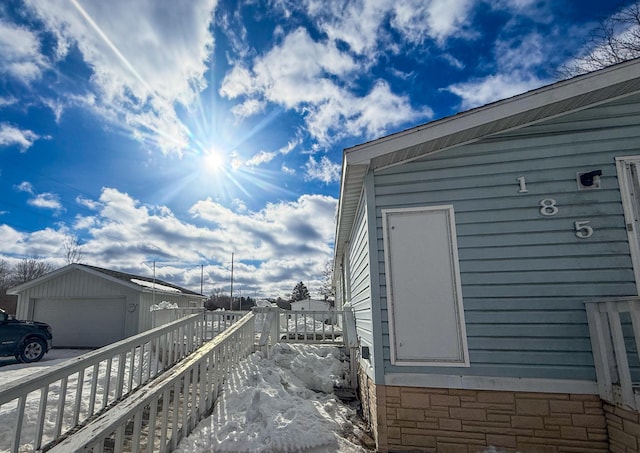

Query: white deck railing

[152,308,247,340]
[586,296,640,410]
[253,307,344,345]
[48,312,255,453]
[0,307,352,452]
[0,313,206,453]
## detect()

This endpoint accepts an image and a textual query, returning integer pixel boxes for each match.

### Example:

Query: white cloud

[221,28,428,144]
[231,99,266,118]
[304,156,341,184]
[0,188,337,296]
[245,151,278,167]
[0,96,17,107]
[0,124,42,151]
[391,0,476,44]
[447,73,544,110]
[23,0,218,155]
[304,0,390,55]
[15,181,64,212]
[29,193,63,211]
[76,195,101,210]
[0,19,47,82]
[241,139,301,169]
[15,181,35,194]
[299,0,478,56]
[447,32,550,109]
[281,164,295,174]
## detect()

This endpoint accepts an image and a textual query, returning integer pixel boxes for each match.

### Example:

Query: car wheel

[19,338,46,363]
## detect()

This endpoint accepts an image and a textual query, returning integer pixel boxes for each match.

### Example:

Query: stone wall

[358,365,381,447]
[604,402,640,453]
[359,379,610,452]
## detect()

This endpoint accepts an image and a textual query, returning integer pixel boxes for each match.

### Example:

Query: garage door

[33,298,127,348]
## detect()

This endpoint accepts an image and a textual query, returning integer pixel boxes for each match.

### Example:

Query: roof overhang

[333,58,640,265]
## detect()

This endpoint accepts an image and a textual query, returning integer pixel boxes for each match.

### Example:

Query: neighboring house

[333,58,640,452]
[290,298,331,311]
[8,263,206,348]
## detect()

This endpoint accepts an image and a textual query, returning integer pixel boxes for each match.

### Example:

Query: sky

[0,0,634,298]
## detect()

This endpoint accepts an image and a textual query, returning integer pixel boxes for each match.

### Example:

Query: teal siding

[347,194,374,361]
[373,94,640,381]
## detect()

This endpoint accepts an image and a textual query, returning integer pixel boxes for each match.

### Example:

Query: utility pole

[152,260,156,306]
[200,264,204,295]
[229,253,234,310]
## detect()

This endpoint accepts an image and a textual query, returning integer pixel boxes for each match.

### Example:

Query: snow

[0,345,513,453]
[149,300,180,311]
[176,343,370,453]
[0,348,89,385]
[131,278,182,293]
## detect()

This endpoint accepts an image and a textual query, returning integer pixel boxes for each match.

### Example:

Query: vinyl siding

[15,269,140,338]
[372,94,640,381]
[347,194,374,361]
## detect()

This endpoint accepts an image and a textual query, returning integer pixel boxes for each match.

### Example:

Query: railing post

[586,302,614,402]
[607,301,636,409]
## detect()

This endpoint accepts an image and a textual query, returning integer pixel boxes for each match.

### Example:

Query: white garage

[9,264,207,348]
[33,297,127,348]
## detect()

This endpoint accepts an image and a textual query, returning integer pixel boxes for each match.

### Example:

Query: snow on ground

[0,345,513,453]
[176,343,370,453]
[0,348,155,452]
[0,348,90,385]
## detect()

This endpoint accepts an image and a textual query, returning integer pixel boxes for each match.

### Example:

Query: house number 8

[539,199,558,216]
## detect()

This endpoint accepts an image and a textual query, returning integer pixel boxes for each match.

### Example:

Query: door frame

[616,155,640,294]
[381,204,469,367]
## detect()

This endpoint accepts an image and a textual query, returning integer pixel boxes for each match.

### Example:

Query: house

[333,58,640,452]
[290,298,331,311]
[8,263,206,348]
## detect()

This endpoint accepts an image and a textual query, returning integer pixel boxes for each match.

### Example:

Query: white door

[33,298,127,348]
[617,156,640,294]
[382,205,469,366]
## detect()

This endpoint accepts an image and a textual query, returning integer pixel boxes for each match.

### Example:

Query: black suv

[0,309,53,363]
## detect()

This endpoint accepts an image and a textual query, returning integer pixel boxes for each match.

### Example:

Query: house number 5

[575,221,593,239]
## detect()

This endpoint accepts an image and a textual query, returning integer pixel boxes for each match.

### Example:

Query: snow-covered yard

[0,345,372,453]
[0,344,512,453]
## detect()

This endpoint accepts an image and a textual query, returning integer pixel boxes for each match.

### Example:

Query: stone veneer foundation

[358,368,611,452]
[604,402,640,453]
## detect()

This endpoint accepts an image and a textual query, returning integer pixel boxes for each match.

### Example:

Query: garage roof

[8,263,206,297]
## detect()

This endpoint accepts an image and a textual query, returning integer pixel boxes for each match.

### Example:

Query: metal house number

[518,177,594,239]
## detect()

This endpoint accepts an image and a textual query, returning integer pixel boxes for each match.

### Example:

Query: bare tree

[0,259,11,293]
[63,234,85,264]
[560,2,640,77]
[319,260,335,302]
[11,257,54,286]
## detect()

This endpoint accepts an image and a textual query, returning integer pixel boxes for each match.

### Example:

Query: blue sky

[0,0,633,297]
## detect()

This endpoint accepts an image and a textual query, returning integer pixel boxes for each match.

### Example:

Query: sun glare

[203,149,225,173]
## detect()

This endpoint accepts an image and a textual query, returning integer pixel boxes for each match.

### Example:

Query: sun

[203,149,225,173]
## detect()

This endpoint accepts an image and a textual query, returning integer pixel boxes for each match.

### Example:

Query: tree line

[0,258,54,295]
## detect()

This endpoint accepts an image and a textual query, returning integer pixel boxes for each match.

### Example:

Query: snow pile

[285,316,342,335]
[149,301,179,311]
[176,343,363,453]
